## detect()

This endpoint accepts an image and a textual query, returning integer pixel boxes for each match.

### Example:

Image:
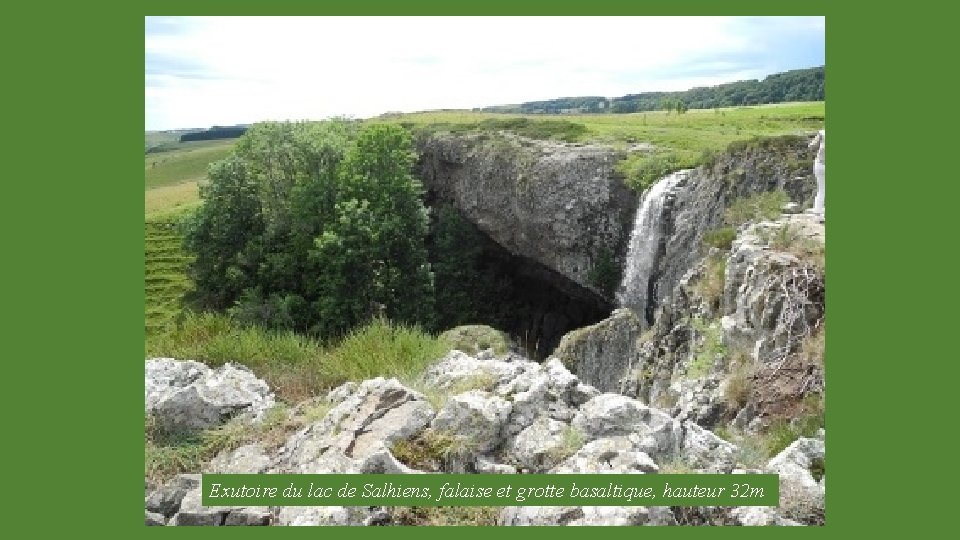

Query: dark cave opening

[427,204,612,360]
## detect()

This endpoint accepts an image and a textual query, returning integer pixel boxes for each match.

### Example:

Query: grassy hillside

[145,139,235,189]
[144,216,193,335]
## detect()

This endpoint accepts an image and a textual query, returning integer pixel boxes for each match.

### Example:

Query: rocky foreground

[145,345,824,526]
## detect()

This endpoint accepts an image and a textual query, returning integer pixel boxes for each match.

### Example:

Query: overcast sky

[145,16,825,131]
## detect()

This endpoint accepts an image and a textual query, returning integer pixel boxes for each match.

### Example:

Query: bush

[694,254,727,311]
[440,325,512,356]
[184,121,436,339]
[724,190,790,227]
[687,317,727,379]
[703,227,736,250]
[617,152,685,192]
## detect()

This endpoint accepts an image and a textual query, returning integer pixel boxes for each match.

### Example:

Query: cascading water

[616,169,691,322]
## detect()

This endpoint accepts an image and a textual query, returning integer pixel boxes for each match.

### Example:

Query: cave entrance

[427,205,612,360]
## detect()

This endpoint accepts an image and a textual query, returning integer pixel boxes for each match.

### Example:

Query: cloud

[145,16,825,130]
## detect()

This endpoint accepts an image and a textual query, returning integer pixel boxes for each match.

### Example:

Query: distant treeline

[481,66,824,114]
[180,126,248,143]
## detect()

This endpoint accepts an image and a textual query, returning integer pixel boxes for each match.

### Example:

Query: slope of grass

[144,216,193,335]
[145,139,235,189]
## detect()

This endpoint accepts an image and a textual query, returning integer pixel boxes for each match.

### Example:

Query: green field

[145,139,236,189]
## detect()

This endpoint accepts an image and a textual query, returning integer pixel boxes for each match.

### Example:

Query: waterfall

[616,169,691,320]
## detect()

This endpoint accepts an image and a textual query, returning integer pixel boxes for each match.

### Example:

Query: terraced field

[144,217,193,334]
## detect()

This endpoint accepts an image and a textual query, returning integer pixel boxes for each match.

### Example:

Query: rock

[766,438,825,523]
[500,504,675,526]
[145,359,275,434]
[510,417,579,472]
[169,488,270,526]
[423,350,529,391]
[782,202,801,214]
[679,422,738,473]
[552,436,658,474]
[417,133,636,299]
[545,357,599,406]
[360,445,422,474]
[722,214,825,365]
[475,456,517,474]
[571,393,674,441]
[729,506,802,526]
[552,308,643,392]
[430,390,511,453]
[275,506,367,526]
[145,473,200,517]
[208,443,272,474]
[273,378,434,474]
[145,511,166,526]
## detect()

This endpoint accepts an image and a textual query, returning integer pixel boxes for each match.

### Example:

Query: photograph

[144,15,826,526]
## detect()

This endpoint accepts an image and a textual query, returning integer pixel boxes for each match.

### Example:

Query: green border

[13,0,938,537]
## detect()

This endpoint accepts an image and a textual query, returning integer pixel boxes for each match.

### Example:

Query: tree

[185,121,436,338]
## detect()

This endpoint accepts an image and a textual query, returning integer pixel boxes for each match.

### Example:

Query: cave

[427,204,612,360]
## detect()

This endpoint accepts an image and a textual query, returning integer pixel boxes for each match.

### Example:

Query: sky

[145,16,825,131]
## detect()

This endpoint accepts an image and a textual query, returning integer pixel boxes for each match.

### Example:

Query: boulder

[571,393,674,441]
[430,390,511,453]
[552,308,643,392]
[145,473,200,518]
[145,359,275,434]
[273,378,434,474]
[510,416,579,472]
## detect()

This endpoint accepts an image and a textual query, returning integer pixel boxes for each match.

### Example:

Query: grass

[758,223,826,270]
[391,428,478,472]
[389,506,502,526]
[145,400,334,485]
[723,350,754,410]
[146,182,202,219]
[145,313,451,404]
[702,227,736,251]
[144,215,193,334]
[145,139,236,190]
[694,254,727,311]
[377,102,824,191]
[545,425,586,464]
[724,190,790,227]
[687,317,726,379]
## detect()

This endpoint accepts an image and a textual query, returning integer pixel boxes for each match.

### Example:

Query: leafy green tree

[185,121,436,338]
[183,155,264,309]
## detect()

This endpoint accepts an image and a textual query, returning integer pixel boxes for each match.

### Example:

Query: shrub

[440,325,512,356]
[617,151,686,192]
[687,318,727,379]
[391,428,476,472]
[724,190,790,227]
[703,227,736,250]
[694,254,727,311]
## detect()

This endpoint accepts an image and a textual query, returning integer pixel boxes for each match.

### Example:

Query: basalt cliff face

[416,132,637,302]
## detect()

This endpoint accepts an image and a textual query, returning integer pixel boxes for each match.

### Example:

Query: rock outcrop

[146,350,824,526]
[145,359,275,434]
[416,132,636,301]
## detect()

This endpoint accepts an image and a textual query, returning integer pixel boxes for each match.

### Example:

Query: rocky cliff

[416,132,637,302]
